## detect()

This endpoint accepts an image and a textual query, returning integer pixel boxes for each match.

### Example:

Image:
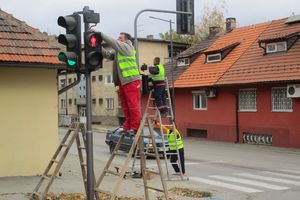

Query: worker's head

[118,32,132,43]
[153,57,160,65]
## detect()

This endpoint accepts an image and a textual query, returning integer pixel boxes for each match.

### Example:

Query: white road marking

[236,173,300,186]
[209,175,289,190]
[262,171,300,180]
[189,177,263,193]
[280,169,300,175]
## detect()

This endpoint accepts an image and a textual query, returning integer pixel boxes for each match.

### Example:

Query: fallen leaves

[168,187,212,198]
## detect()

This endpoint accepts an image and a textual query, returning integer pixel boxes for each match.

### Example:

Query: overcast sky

[1,0,300,39]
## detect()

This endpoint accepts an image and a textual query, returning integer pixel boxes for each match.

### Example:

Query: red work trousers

[119,80,141,131]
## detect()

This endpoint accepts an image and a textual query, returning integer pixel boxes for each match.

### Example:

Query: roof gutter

[0,62,66,69]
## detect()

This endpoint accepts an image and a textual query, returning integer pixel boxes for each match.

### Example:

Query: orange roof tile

[175,22,270,88]
[218,18,300,85]
[0,9,63,66]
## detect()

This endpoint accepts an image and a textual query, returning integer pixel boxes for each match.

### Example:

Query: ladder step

[78,146,86,149]
[51,159,59,163]
[60,144,68,147]
[81,162,87,167]
[145,152,156,157]
[32,192,41,196]
[114,151,129,156]
[145,186,164,193]
[105,169,119,176]
[41,175,51,180]
[144,169,160,175]
[94,188,112,196]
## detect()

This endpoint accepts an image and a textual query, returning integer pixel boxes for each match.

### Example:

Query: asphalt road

[58,128,300,200]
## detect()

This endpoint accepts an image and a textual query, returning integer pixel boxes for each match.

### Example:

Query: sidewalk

[0,153,217,200]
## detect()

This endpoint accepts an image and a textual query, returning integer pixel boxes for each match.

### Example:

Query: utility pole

[149,16,176,117]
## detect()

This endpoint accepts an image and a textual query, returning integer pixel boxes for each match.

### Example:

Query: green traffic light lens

[58,52,77,68]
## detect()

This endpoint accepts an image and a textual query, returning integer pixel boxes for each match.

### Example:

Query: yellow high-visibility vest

[117,49,139,78]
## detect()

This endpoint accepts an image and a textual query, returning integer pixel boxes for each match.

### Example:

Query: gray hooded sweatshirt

[101,33,140,86]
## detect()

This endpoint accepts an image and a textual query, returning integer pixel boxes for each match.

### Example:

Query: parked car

[105,127,169,157]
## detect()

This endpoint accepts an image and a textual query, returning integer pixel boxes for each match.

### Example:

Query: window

[99,98,103,104]
[92,98,96,104]
[92,76,96,82]
[60,79,66,88]
[68,78,72,84]
[206,53,221,63]
[74,99,77,105]
[266,41,287,53]
[98,75,103,81]
[177,58,190,66]
[68,98,72,105]
[105,75,113,84]
[193,92,207,110]
[60,99,66,108]
[272,87,292,112]
[105,98,114,110]
[239,89,257,111]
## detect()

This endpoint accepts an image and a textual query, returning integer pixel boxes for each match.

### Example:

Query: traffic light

[176,0,195,35]
[57,14,82,71]
[84,32,103,71]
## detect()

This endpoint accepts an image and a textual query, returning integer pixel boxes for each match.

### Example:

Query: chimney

[226,17,236,33]
[208,26,220,39]
[146,35,154,40]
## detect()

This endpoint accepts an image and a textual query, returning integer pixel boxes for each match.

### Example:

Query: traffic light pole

[83,6,95,200]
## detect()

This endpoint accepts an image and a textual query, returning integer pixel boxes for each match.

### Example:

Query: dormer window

[206,53,221,63]
[177,58,190,66]
[266,41,287,53]
[204,42,240,64]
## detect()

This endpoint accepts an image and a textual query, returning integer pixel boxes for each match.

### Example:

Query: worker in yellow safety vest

[157,122,185,175]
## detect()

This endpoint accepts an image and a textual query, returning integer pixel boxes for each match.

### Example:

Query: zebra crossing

[190,169,300,193]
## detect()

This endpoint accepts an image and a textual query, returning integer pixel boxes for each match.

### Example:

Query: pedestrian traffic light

[57,14,82,71]
[176,0,195,35]
[84,32,103,71]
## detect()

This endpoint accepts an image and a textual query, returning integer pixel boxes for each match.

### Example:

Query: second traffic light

[84,32,103,71]
[57,14,82,71]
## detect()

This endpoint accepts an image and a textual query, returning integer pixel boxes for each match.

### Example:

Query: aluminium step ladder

[30,123,99,200]
[94,110,169,200]
[133,77,186,181]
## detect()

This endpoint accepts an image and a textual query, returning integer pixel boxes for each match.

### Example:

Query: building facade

[174,17,300,148]
[0,9,62,176]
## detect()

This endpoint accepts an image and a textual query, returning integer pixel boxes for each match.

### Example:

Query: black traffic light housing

[84,32,103,71]
[176,0,195,35]
[57,14,82,71]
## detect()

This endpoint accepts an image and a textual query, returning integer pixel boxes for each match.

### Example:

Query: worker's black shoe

[126,130,137,137]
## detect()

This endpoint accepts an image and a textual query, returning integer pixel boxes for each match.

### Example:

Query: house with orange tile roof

[173,17,300,148]
[0,9,64,176]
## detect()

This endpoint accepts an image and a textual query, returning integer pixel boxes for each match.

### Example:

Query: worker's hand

[141,63,148,71]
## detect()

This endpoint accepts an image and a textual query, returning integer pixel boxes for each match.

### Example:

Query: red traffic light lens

[90,35,97,47]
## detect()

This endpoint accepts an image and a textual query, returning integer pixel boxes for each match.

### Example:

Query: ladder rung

[114,151,128,156]
[145,152,156,157]
[105,169,119,176]
[94,188,112,196]
[60,144,68,147]
[144,169,160,175]
[69,128,77,131]
[145,186,164,193]
[81,162,87,166]
[32,192,41,196]
[78,146,86,149]
[42,175,51,180]
[51,159,59,163]
[148,107,156,109]
[141,135,152,139]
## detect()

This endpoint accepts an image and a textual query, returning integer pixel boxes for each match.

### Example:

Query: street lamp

[149,16,176,118]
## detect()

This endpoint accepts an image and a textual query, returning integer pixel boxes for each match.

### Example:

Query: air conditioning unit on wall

[206,88,217,98]
[287,84,300,98]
